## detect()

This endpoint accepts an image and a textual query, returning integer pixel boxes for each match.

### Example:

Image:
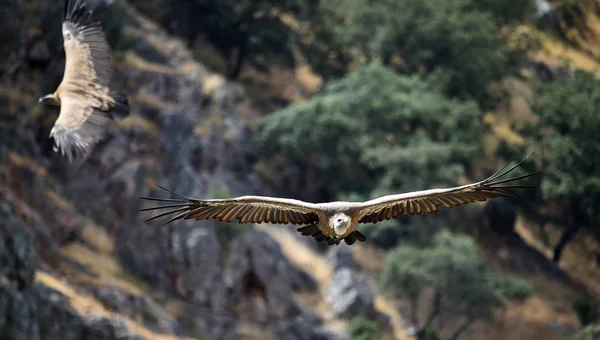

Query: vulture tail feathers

[352,230,367,242]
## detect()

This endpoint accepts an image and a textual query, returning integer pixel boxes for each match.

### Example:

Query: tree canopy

[524,69,600,262]
[576,324,600,340]
[380,230,532,340]
[257,63,482,198]
[300,0,513,99]
[348,317,383,340]
[144,0,314,79]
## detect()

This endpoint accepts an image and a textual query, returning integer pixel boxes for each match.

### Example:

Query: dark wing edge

[50,107,111,163]
[357,152,540,224]
[63,0,113,86]
[107,91,130,121]
[64,0,99,27]
[139,184,321,226]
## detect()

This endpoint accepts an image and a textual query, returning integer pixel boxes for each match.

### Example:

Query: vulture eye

[337,218,343,223]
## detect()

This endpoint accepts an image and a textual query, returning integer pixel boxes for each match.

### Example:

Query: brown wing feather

[139,185,321,226]
[50,93,111,162]
[62,0,112,87]
[356,155,539,224]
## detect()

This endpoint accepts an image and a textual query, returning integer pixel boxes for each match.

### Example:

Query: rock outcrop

[0,203,39,340]
[327,268,376,319]
[225,229,319,321]
[325,244,354,271]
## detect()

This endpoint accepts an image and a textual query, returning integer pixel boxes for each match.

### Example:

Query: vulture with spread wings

[140,155,539,246]
[39,0,129,162]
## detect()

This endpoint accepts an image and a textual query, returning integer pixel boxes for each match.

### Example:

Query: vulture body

[39,0,129,162]
[140,155,539,246]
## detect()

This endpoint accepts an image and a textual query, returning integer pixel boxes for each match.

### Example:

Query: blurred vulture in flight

[39,0,129,162]
[140,155,539,246]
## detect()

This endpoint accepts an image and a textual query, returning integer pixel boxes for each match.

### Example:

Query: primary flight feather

[140,154,539,246]
[39,0,129,162]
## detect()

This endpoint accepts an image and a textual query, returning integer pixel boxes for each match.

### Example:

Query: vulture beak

[39,94,58,105]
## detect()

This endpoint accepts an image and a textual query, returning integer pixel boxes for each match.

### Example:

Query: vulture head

[39,93,60,106]
[331,213,351,236]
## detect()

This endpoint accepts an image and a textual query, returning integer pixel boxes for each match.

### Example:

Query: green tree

[256,63,482,247]
[494,275,534,301]
[301,0,510,99]
[348,317,383,340]
[141,0,313,79]
[524,70,600,263]
[471,0,534,24]
[575,324,600,340]
[380,230,532,340]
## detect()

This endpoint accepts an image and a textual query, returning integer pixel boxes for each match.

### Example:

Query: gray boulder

[93,285,178,334]
[225,229,318,320]
[0,202,39,340]
[325,244,354,271]
[326,268,375,319]
[271,315,347,340]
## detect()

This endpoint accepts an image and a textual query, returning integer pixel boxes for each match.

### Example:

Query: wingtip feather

[491,152,535,181]
[138,185,202,225]
[154,184,194,200]
[142,207,189,224]
[50,125,92,163]
[64,0,100,27]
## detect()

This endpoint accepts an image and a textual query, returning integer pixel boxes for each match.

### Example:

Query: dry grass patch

[507,25,600,76]
[60,243,147,295]
[516,215,600,298]
[119,115,161,135]
[134,89,184,112]
[35,271,194,340]
[43,191,115,254]
[8,152,48,178]
[78,220,115,254]
[483,112,527,149]
[123,51,181,75]
[354,244,385,277]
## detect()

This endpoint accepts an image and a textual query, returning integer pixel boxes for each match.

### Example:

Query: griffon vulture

[39,0,129,162]
[140,155,539,246]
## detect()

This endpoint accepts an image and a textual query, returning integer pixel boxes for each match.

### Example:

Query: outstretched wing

[356,154,539,224]
[139,185,321,226]
[62,0,113,86]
